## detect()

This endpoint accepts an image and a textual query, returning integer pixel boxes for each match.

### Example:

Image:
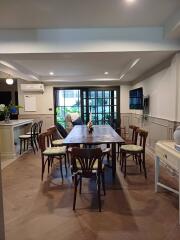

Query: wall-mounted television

[129,87,143,110]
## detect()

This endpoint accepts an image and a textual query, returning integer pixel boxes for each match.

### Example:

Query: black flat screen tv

[129,87,143,110]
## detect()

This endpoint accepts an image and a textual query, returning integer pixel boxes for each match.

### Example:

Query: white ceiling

[0,0,179,28]
[0,0,179,84]
[0,51,175,83]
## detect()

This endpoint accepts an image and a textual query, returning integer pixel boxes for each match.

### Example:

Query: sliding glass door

[54,87,120,130]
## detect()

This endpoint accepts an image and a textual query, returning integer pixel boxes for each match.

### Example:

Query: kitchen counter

[0,119,33,165]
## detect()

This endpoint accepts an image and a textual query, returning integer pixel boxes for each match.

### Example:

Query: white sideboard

[155,140,180,224]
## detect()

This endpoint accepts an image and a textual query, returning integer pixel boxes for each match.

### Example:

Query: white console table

[0,119,33,163]
[155,140,180,224]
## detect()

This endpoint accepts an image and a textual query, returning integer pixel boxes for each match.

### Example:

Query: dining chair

[71,147,105,212]
[19,122,38,154]
[38,131,67,182]
[48,125,74,166]
[120,128,148,178]
[47,126,68,170]
[117,125,139,159]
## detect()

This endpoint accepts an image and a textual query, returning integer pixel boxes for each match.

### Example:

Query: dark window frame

[53,86,120,130]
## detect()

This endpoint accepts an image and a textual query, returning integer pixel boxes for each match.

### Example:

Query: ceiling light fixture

[129,58,140,69]
[126,0,136,3]
[119,74,125,80]
[104,71,109,75]
[119,58,140,81]
[6,77,14,85]
[49,71,54,76]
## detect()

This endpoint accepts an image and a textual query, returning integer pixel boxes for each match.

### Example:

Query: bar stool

[19,122,38,154]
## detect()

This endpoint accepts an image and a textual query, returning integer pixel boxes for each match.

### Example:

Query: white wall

[120,85,130,113]
[131,54,179,121]
[18,84,54,115]
[18,84,127,116]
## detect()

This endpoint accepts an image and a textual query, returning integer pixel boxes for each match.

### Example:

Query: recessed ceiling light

[104,72,109,75]
[6,78,14,85]
[49,71,54,76]
[126,0,136,3]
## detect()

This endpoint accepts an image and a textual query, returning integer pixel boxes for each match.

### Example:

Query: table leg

[155,156,160,192]
[112,143,116,178]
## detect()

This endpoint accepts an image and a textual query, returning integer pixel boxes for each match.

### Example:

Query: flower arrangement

[0,103,22,122]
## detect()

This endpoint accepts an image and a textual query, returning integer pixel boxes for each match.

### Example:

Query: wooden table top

[64,125,124,145]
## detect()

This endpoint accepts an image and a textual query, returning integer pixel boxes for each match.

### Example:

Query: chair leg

[142,153,147,179]
[73,175,78,211]
[48,157,50,174]
[101,172,106,196]
[97,173,101,212]
[26,139,29,150]
[23,139,26,152]
[124,153,127,178]
[117,143,120,161]
[20,139,22,154]
[64,154,68,177]
[138,154,142,173]
[34,138,38,151]
[67,151,70,166]
[59,158,64,183]
[79,176,82,194]
[41,156,45,181]
[31,139,36,154]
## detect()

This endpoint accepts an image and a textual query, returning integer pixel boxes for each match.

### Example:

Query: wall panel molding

[120,113,178,155]
[19,114,54,132]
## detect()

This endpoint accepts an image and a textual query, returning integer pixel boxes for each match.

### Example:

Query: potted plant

[0,103,22,123]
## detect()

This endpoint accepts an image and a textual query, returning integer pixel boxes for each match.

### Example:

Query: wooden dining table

[63,125,125,178]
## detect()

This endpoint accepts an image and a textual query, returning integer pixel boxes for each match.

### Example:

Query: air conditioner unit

[20,84,44,93]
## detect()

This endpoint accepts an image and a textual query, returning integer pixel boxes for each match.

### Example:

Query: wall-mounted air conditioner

[20,84,44,93]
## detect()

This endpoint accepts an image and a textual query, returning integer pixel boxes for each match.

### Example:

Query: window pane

[105,91,109,98]
[98,91,102,98]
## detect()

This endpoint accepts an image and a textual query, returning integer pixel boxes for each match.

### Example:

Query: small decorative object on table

[87,121,93,134]
[87,111,93,133]
[174,126,180,152]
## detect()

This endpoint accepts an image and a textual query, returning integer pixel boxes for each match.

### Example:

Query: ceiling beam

[0,27,179,54]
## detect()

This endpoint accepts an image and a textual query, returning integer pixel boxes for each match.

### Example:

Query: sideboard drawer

[156,145,179,172]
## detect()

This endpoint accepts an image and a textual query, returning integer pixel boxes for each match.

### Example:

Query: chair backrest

[47,126,62,142]
[129,125,139,144]
[55,122,68,138]
[38,132,51,153]
[30,122,38,137]
[137,128,148,151]
[38,120,43,134]
[71,147,103,177]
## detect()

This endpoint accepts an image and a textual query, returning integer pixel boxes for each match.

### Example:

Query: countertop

[0,119,33,127]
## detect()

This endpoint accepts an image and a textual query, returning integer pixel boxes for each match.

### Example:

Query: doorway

[54,87,120,130]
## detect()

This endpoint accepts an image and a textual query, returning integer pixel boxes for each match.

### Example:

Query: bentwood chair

[118,125,139,159]
[47,126,68,171]
[38,131,67,182]
[19,122,38,154]
[71,147,105,212]
[120,128,148,178]
[26,120,43,149]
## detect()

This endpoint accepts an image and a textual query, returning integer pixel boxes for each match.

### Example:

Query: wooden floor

[2,150,180,240]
